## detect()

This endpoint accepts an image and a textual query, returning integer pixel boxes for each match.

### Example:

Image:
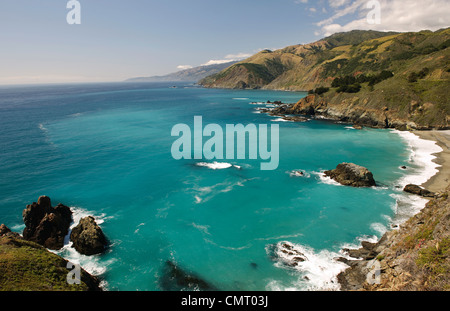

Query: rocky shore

[337,186,449,291]
[269,94,449,131]
[0,196,107,291]
[329,131,450,291]
[260,100,450,290]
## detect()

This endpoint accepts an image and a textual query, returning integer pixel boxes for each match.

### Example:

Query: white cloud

[201,59,234,66]
[224,52,253,59]
[177,65,193,70]
[329,0,351,8]
[317,0,450,36]
[201,51,253,67]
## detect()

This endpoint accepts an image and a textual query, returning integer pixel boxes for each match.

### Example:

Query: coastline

[335,129,450,291]
[414,130,450,193]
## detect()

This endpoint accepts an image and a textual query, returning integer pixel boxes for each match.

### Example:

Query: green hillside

[200,29,450,129]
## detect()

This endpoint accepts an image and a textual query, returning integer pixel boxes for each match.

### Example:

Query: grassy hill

[0,234,101,291]
[200,29,450,129]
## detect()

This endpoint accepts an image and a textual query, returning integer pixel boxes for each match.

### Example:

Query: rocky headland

[0,196,107,291]
[0,224,102,291]
[337,186,449,291]
[201,29,450,130]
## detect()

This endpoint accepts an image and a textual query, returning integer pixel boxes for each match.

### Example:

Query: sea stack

[22,196,73,250]
[70,216,107,256]
[324,163,376,187]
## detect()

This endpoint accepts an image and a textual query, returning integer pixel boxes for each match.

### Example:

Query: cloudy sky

[0,0,448,85]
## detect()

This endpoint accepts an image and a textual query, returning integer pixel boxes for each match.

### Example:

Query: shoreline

[335,129,450,291]
[414,130,450,193]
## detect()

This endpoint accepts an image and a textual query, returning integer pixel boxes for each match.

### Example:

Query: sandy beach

[414,130,450,192]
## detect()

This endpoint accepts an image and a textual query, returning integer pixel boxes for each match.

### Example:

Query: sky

[0,0,449,85]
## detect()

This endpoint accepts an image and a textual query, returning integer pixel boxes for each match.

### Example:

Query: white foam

[392,130,443,188]
[69,112,83,118]
[287,170,311,178]
[267,241,348,291]
[196,161,241,170]
[52,206,113,290]
[313,171,342,186]
[38,123,48,132]
[271,118,290,122]
[389,192,429,226]
[370,222,388,236]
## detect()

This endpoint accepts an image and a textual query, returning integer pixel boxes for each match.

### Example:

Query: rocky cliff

[0,225,102,291]
[273,91,448,130]
[201,28,450,129]
[0,196,107,291]
[338,187,450,291]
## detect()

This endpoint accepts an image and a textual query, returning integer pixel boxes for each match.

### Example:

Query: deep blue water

[0,82,416,290]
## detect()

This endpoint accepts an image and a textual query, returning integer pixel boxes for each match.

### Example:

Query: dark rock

[324,163,376,187]
[281,116,309,122]
[336,264,368,291]
[234,81,248,89]
[22,196,72,250]
[0,224,11,236]
[271,241,308,268]
[0,224,22,239]
[403,184,435,198]
[70,216,107,256]
[160,260,217,291]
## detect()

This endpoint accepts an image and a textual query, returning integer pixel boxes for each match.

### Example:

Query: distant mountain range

[126,61,238,83]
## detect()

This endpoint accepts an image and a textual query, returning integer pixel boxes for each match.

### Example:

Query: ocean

[0,82,441,290]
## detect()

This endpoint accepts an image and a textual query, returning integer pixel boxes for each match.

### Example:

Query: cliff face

[201,28,450,129]
[338,187,450,291]
[276,91,448,130]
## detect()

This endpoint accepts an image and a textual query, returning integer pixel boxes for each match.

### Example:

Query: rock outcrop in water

[404,184,436,198]
[70,216,108,256]
[159,260,218,291]
[324,163,376,187]
[0,224,102,291]
[22,196,73,250]
[269,241,308,268]
[337,187,450,291]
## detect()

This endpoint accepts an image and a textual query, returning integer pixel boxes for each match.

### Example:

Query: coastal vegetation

[200,28,450,129]
[338,187,450,291]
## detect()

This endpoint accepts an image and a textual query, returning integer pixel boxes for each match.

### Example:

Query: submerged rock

[70,216,107,256]
[324,163,376,187]
[268,241,308,268]
[22,196,73,250]
[159,260,217,291]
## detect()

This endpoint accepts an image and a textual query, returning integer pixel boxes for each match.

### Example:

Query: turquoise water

[0,82,415,290]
